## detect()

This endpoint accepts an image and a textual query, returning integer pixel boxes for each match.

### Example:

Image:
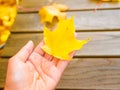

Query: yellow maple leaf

[42,17,89,60]
[0,30,10,44]
[39,4,68,23]
[0,1,17,45]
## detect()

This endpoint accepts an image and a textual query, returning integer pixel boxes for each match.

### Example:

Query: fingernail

[26,40,33,47]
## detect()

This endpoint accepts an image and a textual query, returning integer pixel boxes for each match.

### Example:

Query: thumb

[13,40,34,62]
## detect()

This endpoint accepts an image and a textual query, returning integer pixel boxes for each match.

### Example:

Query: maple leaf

[0,5,17,28]
[39,3,68,23]
[0,30,10,44]
[42,17,89,60]
[0,2,17,44]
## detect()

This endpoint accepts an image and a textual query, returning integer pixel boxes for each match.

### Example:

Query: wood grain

[1,32,120,57]
[1,58,120,89]
[0,58,8,88]
[57,58,120,89]
[18,0,120,12]
[2,33,43,57]
[11,10,120,32]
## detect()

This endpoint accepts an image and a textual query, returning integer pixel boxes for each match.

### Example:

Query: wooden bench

[0,0,120,89]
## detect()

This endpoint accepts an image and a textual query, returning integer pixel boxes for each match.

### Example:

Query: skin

[4,40,75,90]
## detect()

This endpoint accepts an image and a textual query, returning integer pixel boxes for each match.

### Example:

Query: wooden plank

[1,32,120,57]
[57,58,120,89]
[2,33,43,57]
[18,0,120,12]
[0,58,8,88]
[1,58,120,89]
[12,13,43,32]
[11,10,120,32]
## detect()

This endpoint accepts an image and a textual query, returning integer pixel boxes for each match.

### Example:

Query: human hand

[4,40,75,90]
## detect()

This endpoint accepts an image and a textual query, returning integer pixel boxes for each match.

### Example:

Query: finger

[57,51,76,73]
[29,52,57,79]
[29,52,45,68]
[69,51,76,57]
[34,40,45,56]
[51,57,59,66]
[74,32,77,38]
[44,53,53,61]
[14,40,34,62]
[28,52,47,77]
[57,60,70,73]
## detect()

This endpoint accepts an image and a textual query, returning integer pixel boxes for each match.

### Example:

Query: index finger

[34,40,45,56]
[13,40,34,62]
